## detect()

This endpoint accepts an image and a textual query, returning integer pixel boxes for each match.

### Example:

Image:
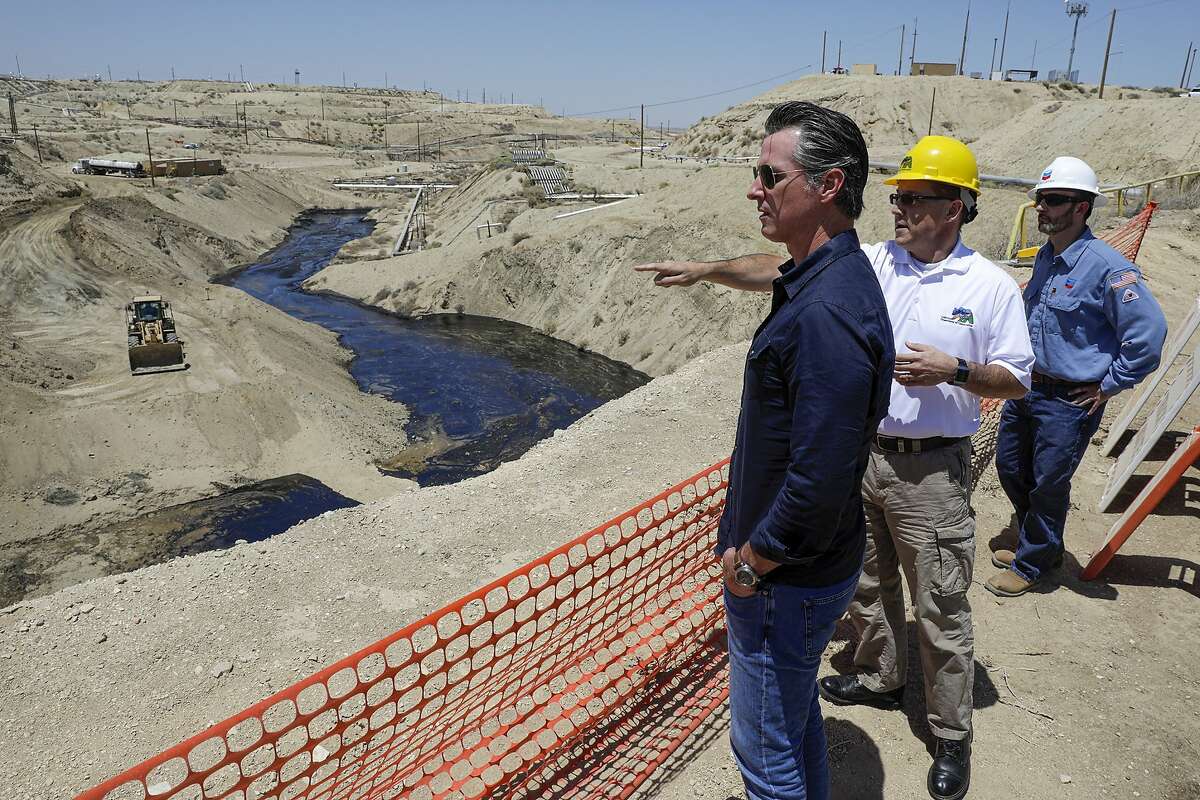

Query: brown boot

[985,569,1036,597]
[991,549,1015,569]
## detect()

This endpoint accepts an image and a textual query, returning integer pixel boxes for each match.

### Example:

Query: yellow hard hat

[884,135,981,194]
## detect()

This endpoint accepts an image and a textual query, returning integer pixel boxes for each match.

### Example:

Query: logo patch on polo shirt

[940,306,975,326]
[1122,288,1139,303]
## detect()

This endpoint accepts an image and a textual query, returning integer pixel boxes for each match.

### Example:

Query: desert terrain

[0,73,1198,799]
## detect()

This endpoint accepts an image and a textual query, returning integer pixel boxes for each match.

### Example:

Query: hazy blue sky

[4,0,1195,125]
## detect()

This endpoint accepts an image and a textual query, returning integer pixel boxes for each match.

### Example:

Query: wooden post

[7,93,16,135]
[640,104,644,168]
[321,95,325,121]
[898,25,906,75]
[32,126,42,163]
[145,128,156,187]
[1098,9,1116,99]
[416,120,422,161]
[927,87,936,135]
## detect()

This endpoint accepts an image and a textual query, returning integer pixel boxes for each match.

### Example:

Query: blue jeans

[995,384,1105,583]
[725,570,860,800]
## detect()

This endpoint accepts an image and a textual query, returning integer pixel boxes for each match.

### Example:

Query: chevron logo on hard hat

[1042,169,1053,180]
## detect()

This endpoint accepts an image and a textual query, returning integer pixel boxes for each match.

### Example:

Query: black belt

[873,434,968,454]
[1031,372,1091,388]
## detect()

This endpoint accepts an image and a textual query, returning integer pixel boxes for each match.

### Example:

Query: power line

[565,63,814,117]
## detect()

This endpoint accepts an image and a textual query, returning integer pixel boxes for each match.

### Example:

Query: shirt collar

[776,229,862,299]
[1039,227,1096,269]
[895,237,973,276]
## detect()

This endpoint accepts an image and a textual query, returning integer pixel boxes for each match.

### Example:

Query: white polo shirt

[862,239,1034,439]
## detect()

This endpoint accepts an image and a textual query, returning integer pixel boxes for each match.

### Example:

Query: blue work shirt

[717,229,894,588]
[1024,227,1167,395]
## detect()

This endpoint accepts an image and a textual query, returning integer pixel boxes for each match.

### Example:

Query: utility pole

[1032,39,1039,69]
[927,88,936,135]
[990,38,998,76]
[240,64,244,83]
[321,95,325,121]
[1098,9,1116,98]
[15,55,22,77]
[145,128,156,188]
[171,66,175,81]
[32,126,42,163]
[639,104,644,168]
[910,19,918,74]
[7,93,17,135]
[837,40,843,71]
[821,30,827,74]
[173,99,178,123]
[107,65,112,82]
[1187,48,1198,89]
[1065,3,1089,80]
[416,120,421,161]
[958,2,970,76]
[898,24,906,75]
[999,2,1010,74]
[1181,41,1194,88]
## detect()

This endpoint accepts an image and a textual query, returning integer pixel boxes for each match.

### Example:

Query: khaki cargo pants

[847,439,976,740]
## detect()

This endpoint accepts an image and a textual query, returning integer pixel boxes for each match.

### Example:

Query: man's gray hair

[764,101,869,219]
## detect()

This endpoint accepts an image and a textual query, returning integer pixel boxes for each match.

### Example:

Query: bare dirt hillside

[670,74,1199,177]
[0,147,410,568]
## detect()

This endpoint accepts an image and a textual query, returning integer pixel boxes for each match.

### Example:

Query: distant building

[1047,69,1080,83]
[1003,69,1039,81]
[851,63,878,76]
[150,157,225,177]
[911,62,958,77]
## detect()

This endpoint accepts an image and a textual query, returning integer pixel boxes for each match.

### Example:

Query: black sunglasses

[889,192,957,208]
[752,164,805,189]
[1035,192,1086,207]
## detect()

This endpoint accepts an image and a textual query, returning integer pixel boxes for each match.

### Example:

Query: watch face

[734,563,758,587]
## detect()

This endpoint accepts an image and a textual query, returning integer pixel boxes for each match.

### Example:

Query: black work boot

[928,736,971,800]
[817,674,904,710]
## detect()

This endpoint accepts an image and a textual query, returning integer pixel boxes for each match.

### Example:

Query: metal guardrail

[1004,168,1200,262]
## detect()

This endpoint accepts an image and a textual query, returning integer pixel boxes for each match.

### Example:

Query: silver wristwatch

[733,559,760,589]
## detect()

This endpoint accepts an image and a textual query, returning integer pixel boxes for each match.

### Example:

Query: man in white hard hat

[635,135,1034,800]
[988,156,1167,597]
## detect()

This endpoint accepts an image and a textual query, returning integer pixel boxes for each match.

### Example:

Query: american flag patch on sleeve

[1109,271,1137,290]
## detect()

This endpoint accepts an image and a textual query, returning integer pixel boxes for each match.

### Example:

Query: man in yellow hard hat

[634,135,1034,800]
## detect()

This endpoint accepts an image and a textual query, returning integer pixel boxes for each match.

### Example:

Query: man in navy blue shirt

[712,101,894,800]
[990,157,1167,597]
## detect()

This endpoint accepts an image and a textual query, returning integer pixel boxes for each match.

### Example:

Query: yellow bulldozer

[126,295,188,375]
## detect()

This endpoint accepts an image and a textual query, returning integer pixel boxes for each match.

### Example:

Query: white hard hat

[1028,156,1108,206]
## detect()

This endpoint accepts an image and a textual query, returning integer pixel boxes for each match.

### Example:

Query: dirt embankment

[0,155,411,561]
[0,343,745,800]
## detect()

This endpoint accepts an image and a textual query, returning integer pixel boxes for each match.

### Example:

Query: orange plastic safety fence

[77,461,731,800]
[1104,201,1157,264]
